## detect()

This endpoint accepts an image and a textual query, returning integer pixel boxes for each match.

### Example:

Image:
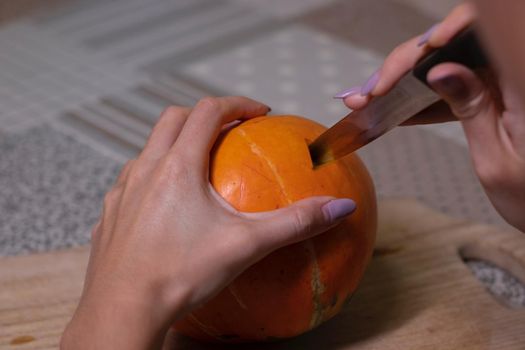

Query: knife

[309,26,489,167]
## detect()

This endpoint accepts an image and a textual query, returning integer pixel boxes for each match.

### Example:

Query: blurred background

[0,0,523,305]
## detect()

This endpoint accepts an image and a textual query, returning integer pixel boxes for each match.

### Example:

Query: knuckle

[124,158,136,169]
[390,56,406,70]
[475,161,505,190]
[119,159,135,176]
[161,154,185,173]
[149,123,163,138]
[155,106,184,128]
[103,188,120,206]
[125,165,148,187]
[157,155,192,184]
[449,90,488,119]
[196,96,221,113]
[389,45,403,61]
[387,44,407,65]
[291,207,314,238]
[90,222,101,240]
[162,105,186,118]
[382,42,413,75]
[501,115,515,132]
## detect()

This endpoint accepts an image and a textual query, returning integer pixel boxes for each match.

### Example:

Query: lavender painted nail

[418,23,439,47]
[361,71,380,96]
[333,86,361,99]
[322,199,356,222]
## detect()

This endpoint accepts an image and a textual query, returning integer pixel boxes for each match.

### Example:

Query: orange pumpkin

[174,115,377,342]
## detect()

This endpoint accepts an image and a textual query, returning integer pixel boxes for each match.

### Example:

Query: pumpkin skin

[174,115,377,342]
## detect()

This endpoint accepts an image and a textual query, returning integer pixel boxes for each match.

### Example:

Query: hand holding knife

[309,26,489,167]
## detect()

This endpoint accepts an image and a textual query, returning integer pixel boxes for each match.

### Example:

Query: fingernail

[333,86,361,99]
[417,23,439,47]
[428,74,469,101]
[322,199,356,222]
[361,71,380,96]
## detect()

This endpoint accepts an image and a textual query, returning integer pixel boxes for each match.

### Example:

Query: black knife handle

[413,26,489,84]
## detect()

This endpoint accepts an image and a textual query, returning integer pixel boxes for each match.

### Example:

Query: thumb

[427,63,504,164]
[247,197,356,251]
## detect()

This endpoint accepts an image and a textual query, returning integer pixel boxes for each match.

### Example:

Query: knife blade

[309,26,489,167]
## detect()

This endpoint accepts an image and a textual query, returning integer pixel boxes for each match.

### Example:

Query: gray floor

[0,0,523,307]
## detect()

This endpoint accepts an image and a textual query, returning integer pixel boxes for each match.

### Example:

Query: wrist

[62,285,189,350]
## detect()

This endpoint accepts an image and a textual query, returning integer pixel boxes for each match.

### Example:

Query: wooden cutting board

[1,198,525,349]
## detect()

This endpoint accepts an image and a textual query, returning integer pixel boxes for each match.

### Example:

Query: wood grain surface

[1,198,525,349]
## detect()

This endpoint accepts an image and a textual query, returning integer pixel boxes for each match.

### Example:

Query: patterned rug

[0,0,523,306]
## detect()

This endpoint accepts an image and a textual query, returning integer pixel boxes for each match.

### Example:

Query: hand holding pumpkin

[338,3,525,232]
[60,97,356,350]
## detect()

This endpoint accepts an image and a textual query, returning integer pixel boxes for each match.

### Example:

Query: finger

[245,197,356,251]
[372,36,432,97]
[343,35,426,108]
[426,3,477,48]
[500,78,525,150]
[173,96,270,166]
[114,159,136,188]
[344,3,476,107]
[100,187,121,230]
[343,35,431,108]
[427,63,505,170]
[401,101,457,125]
[90,220,102,241]
[342,93,371,110]
[347,91,458,125]
[140,106,191,161]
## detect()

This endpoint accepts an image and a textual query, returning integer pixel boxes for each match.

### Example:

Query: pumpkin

[174,115,377,342]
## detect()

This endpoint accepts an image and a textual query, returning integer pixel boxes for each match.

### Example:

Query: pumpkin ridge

[188,314,222,340]
[237,122,326,330]
[228,284,248,310]
[305,240,326,329]
[237,128,292,204]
